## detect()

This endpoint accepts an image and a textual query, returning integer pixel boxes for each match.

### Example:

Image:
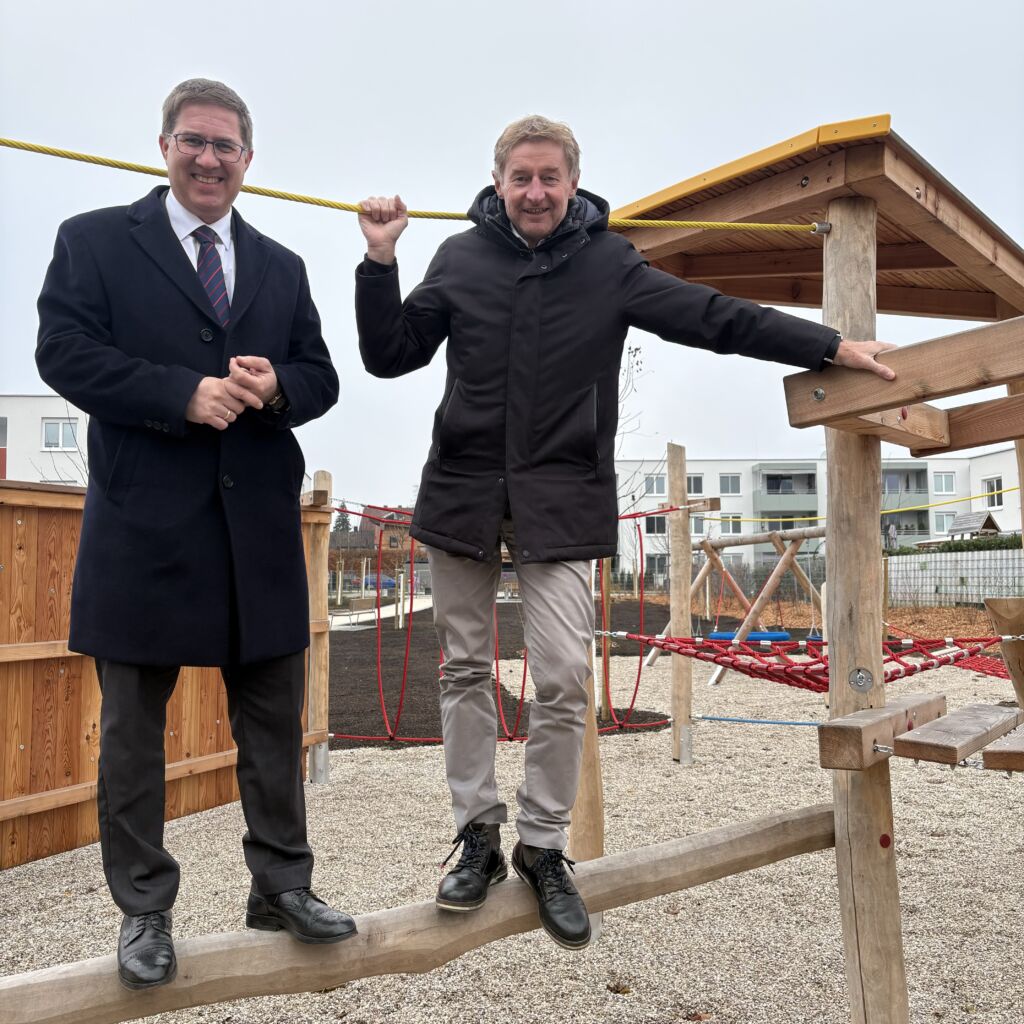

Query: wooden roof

[613,115,1024,321]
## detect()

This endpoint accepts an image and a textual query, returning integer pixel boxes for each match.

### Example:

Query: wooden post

[882,555,890,643]
[823,197,909,1023]
[599,556,612,722]
[983,598,1024,708]
[307,470,332,785]
[568,562,604,939]
[667,444,692,764]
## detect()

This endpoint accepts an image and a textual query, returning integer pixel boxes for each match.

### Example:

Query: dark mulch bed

[328,600,677,750]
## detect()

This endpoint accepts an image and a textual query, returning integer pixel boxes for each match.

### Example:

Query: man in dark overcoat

[36,78,354,991]
[355,115,897,950]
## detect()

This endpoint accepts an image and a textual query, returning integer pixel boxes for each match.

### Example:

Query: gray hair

[493,115,580,180]
[161,78,253,150]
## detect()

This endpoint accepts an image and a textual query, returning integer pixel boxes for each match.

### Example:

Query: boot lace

[440,827,491,873]
[532,849,577,896]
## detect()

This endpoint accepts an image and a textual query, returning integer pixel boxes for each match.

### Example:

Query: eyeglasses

[164,133,249,163]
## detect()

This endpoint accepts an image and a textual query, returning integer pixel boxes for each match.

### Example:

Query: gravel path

[2,657,1023,1023]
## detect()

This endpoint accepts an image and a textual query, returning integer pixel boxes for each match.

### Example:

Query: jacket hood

[468,186,610,248]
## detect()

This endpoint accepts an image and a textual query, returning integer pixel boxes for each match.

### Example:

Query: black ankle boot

[436,822,508,911]
[511,842,591,949]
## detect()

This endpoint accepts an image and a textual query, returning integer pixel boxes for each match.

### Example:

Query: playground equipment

[3,114,1024,1024]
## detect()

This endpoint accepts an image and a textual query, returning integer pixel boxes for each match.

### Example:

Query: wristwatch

[266,389,288,414]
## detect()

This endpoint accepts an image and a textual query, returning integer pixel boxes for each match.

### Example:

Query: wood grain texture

[981,728,1024,771]
[983,598,1024,707]
[909,394,1024,456]
[892,703,1024,764]
[668,445,692,764]
[0,805,836,1024]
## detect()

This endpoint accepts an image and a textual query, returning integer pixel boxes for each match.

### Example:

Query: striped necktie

[193,226,231,327]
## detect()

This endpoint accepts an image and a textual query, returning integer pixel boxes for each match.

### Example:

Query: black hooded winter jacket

[355,187,838,563]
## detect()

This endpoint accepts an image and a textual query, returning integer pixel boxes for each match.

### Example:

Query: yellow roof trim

[611,114,892,220]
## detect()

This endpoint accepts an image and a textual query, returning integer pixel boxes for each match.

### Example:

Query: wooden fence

[0,475,332,870]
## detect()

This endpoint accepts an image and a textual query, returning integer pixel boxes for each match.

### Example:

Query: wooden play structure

[0,472,335,870]
[3,115,1024,1024]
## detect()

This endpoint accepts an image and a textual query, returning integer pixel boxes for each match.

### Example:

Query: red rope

[494,605,529,740]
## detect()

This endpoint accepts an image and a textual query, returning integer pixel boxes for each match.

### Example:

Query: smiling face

[159,102,253,223]
[493,139,578,247]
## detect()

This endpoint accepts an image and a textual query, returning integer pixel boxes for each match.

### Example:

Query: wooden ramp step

[892,703,1024,765]
[981,726,1024,772]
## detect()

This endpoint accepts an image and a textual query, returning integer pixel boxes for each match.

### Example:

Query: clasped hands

[185,356,278,431]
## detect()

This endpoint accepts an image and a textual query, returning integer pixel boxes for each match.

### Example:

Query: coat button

[200,328,214,342]
[476,549,485,558]
[162,423,170,432]
[522,549,530,558]
[539,264,548,270]
[222,475,234,489]
[144,419,153,428]
[498,477,505,485]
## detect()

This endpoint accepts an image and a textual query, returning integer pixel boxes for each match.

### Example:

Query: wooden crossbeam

[690,276,999,321]
[909,393,1024,456]
[0,806,836,1024]
[981,728,1024,772]
[892,703,1024,765]
[784,315,1024,429]
[830,404,950,449]
[667,243,954,281]
[818,693,947,770]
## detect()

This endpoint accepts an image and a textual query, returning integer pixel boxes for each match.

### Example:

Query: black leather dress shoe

[246,887,357,944]
[511,842,591,949]
[436,823,508,911]
[117,910,176,990]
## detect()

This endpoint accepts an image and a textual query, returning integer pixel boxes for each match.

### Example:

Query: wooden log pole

[307,470,332,785]
[598,556,612,722]
[769,533,822,613]
[983,598,1024,708]
[823,195,909,1024]
[667,444,693,764]
[0,805,836,1024]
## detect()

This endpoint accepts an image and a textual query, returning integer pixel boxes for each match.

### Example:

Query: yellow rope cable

[0,136,824,233]
[697,485,1021,525]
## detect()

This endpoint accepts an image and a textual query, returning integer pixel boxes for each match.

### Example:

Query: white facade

[615,447,1021,573]
[0,394,89,486]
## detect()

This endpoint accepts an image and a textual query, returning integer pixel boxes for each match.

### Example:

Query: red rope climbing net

[606,632,1012,694]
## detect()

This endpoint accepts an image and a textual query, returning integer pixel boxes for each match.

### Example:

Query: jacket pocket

[104,430,141,504]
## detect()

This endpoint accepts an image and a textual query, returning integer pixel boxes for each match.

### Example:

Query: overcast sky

[2,0,1022,509]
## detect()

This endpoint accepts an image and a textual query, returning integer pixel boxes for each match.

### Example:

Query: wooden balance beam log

[0,805,835,1024]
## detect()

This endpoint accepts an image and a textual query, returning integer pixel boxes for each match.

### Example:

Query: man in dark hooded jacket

[355,115,896,949]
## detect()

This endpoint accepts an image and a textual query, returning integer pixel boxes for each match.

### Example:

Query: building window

[983,476,1003,509]
[644,474,666,496]
[935,512,955,533]
[388,535,400,548]
[721,514,742,535]
[687,474,703,495]
[646,554,668,575]
[720,474,740,495]
[0,416,7,447]
[933,472,955,495]
[42,418,78,451]
[645,515,666,535]
[690,515,704,535]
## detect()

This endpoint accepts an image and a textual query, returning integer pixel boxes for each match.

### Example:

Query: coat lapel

[128,187,217,320]
[229,209,271,327]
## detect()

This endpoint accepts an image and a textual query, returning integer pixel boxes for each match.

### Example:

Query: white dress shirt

[164,190,237,302]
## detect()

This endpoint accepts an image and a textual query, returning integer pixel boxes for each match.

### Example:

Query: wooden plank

[819,693,947,770]
[621,150,856,260]
[830,403,950,448]
[823,195,909,1024]
[0,640,77,663]
[983,599,1024,708]
[0,488,86,511]
[784,315,1024,428]
[851,143,1024,312]
[910,394,1024,456]
[892,703,1024,764]
[75,657,100,849]
[28,658,59,861]
[2,662,34,867]
[299,488,330,507]
[0,804,836,1024]
[0,731,327,823]
[675,242,953,281]
[691,276,998,320]
[981,728,1024,772]
[667,444,692,764]
[686,496,721,514]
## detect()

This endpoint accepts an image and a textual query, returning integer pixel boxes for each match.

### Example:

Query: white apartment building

[615,449,1021,576]
[0,394,89,486]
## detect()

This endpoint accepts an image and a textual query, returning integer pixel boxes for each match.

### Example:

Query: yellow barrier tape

[697,485,1021,526]
[0,136,824,233]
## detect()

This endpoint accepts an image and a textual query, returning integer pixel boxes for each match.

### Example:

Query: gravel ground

[2,657,1023,1024]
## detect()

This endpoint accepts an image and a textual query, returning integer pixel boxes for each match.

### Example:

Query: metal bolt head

[813,388,826,402]
[800,176,810,188]
[849,667,874,693]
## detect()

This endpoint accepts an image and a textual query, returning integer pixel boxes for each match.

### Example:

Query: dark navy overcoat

[36,186,338,666]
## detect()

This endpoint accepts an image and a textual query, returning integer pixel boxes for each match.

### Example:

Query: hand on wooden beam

[833,339,898,380]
